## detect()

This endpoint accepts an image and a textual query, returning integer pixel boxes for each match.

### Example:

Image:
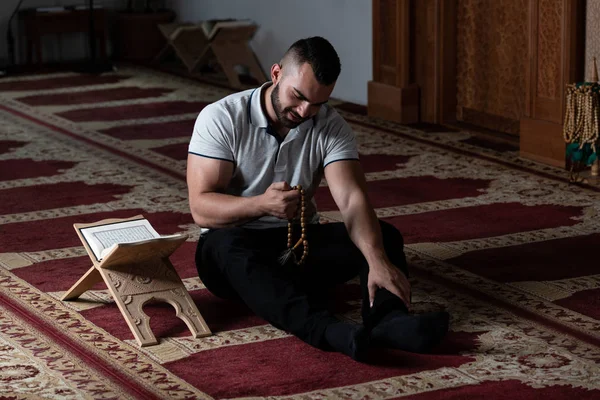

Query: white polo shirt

[188,82,359,228]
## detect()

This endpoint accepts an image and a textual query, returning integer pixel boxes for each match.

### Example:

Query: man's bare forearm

[341,192,388,265]
[190,192,264,228]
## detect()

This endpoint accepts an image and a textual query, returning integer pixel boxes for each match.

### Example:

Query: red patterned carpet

[1,66,599,399]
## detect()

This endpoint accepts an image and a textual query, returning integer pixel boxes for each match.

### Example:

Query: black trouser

[195,220,408,349]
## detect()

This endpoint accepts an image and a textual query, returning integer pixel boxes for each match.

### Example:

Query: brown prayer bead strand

[297,187,308,264]
[286,185,308,265]
[287,222,293,249]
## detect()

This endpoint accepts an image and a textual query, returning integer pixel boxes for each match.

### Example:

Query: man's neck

[262,84,290,138]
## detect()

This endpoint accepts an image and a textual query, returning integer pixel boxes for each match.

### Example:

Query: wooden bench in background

[20,8,109,67]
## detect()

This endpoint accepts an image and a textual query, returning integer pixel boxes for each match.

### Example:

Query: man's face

[271,62,335,129]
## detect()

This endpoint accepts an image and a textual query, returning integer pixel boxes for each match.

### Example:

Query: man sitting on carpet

[187,36,449,361]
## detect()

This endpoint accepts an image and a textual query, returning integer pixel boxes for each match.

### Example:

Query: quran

[77,216,184,262]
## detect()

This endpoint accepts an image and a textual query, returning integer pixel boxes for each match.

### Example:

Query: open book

[200,18,254,40]
[78,217,184,262]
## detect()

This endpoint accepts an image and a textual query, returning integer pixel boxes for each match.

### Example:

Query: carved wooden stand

[61,217,211,347]
[154,21,267,89]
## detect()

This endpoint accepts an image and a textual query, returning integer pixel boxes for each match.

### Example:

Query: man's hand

[259,182,301,219]
[367,261,411,310]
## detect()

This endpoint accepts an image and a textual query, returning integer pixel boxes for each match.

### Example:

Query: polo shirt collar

[248,82,271,128]
[248,82,315,131]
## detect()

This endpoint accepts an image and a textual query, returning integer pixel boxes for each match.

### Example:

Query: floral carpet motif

[0,66,598,399]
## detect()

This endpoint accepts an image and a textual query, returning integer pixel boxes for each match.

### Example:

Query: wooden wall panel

[585,0,600,81]
[413,0,436,122]
[536,0,562,103]
[412,0,456,124]
[369,0,582,168]
[520,0,584,167]
[455,0,528,135]
[369,0,418,123]
[376,0,397,84]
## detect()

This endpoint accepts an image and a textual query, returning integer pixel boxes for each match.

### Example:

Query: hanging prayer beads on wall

[563,83,600,182]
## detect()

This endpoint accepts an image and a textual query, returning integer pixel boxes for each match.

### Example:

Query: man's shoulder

[194,88,258,139]
[314,104,350,132]
[204,88,255,115]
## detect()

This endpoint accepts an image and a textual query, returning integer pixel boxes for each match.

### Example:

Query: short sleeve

[188,103,234,162]
[322,112,359,167]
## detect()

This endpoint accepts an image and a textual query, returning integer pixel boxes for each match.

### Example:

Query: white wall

[166,0,372,105]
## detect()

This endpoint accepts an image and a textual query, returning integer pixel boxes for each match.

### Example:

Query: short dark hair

[284,37,341,85]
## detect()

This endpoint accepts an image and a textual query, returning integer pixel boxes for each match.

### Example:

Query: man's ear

[271,63,282,84]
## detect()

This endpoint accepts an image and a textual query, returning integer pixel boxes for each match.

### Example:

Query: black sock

[377,307,409,325]
[324,322,369,362]
[371,311,450,353]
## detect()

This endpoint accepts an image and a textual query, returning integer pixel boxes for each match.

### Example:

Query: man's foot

[324,322,369,362]
[371,311,450,353]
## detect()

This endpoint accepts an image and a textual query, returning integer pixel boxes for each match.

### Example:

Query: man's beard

[271,83,308,129]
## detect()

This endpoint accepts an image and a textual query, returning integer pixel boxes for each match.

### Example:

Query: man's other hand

[367,261,411,311]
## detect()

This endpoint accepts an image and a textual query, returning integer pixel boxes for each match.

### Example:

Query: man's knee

[378,220,408,276]
[195,227,249,299]
[201,227,251,265]
[379,220,405,248]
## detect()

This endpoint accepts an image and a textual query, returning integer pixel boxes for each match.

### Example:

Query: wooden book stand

[61,215,211,347]
[154,20,267,89]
